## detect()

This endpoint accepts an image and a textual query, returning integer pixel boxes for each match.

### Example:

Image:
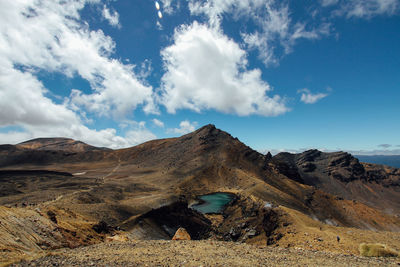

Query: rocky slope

[0,124,400,265]
[271,149,400,215]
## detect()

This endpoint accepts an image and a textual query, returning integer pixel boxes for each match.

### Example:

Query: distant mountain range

[355,155,400,168]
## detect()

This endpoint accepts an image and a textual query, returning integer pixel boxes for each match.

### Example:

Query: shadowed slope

[271,149,400,216]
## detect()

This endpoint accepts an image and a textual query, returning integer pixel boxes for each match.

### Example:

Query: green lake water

[191,193,234,214]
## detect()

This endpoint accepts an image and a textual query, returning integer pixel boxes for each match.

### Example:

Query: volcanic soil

[0,124,400,266]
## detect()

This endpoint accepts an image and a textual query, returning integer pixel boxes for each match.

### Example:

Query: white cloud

[0,0,156,148]
[156,20,163,30]
[167,120,197,135]
[298,88,329,104]
[242,2,331,66]
[0,0,155,119]
[321,0,339,7]
[189,0,265,28]
[332,0,399,18]
[152,119,165,128]
[160,0,177,14]
[0,123,156,149]
[121,127,157,147]
[160,22,288,116]
[189,0,330,66]
[0,131,32,146]
[102,5,120,28]
[0,63,78,127]
[0,59,156,148]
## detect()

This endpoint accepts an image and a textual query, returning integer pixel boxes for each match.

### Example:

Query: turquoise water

[191,193,234,214]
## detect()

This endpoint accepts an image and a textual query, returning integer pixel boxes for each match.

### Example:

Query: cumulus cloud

[0,61,156,148]
[331,0,399,18]
[0,0,156,148]
[102,5,120,28]
[0,131,33,146]
[152,118,165,128]
[0,123,156,149]
[298,88,329,104]
[167,120,198,135]
[0,0,155,119]
[0,64,78,127]
[160,22,288,116]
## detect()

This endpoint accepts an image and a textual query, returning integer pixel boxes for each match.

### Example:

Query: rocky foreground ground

[11,240,400,267]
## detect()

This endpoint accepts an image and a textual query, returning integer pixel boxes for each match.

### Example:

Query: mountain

[272,149,400,215]
[1,125,400,264]
[356,155,400,168]
[16,137,110,152]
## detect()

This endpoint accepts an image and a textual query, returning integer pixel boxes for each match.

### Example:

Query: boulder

[172,227,191,240]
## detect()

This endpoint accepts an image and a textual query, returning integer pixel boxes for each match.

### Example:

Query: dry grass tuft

[359,243,399,257]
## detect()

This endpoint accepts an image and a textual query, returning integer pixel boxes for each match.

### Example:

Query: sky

[0,0,399,155]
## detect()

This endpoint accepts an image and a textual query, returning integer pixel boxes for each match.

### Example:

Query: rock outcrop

[271,149,400,215]
[172,227,191,240]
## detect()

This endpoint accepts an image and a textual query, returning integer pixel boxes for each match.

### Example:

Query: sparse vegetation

[359,243,399,257]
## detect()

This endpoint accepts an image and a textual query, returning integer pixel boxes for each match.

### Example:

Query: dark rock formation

[92,221,114,234]
[271,149,400,215]
[139,201,211,240]
[46,211,57,224]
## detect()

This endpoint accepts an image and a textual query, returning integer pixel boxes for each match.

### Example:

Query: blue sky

[0,0,399,155]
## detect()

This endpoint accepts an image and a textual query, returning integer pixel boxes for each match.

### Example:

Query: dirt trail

[42,158,121,206]
[100,158,121,182]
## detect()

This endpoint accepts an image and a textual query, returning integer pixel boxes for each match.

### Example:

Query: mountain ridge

[1,124,400,264]
[16,137,111,152]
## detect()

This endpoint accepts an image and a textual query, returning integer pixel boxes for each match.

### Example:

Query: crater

[191,192,236,214]
[129,201,212,240]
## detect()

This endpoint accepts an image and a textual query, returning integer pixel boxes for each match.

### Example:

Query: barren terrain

[11,240,400,267]
[1,125,400,266]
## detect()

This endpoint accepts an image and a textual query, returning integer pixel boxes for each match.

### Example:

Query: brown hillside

[271,149,400,216]
[1,124,400,265]
[17,138,110,152]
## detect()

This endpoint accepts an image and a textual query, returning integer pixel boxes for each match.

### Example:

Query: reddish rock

[172,227,191,240]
